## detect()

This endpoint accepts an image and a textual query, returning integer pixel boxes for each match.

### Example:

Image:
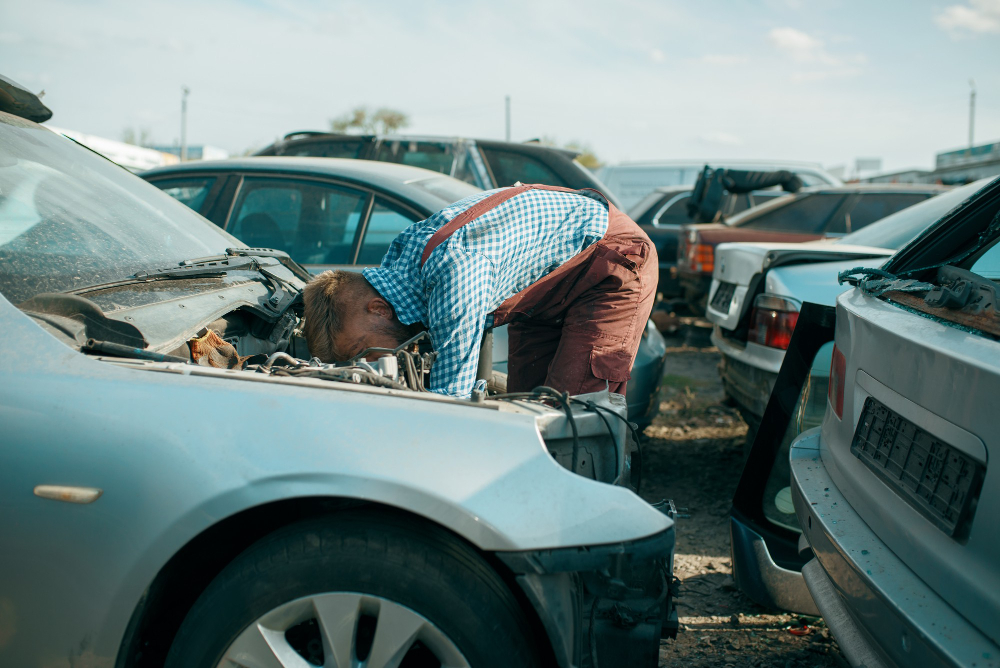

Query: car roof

[794,183,951,195]
[142,157,477,214]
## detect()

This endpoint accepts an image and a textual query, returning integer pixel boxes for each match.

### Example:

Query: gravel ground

[641,328,845,668]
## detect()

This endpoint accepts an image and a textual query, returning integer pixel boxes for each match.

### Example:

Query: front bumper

[791,430,1000,668]
[496,527,678,668]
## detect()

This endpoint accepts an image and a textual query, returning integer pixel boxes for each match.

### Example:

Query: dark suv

[256,132,622,208]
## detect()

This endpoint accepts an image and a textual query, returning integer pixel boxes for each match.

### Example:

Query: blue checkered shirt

[363,187,609,398]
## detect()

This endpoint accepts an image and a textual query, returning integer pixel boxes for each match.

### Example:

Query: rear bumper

[677,270,711,307]
[791,430,1000,668]
[712,339,779,421]
[497,527,678,668]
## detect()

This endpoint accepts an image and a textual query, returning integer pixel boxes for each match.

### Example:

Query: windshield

[0,113,241,305]
[838,180,990,250]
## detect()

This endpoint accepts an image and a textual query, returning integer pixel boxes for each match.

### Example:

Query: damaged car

[141,157,669,428]
[707,179,990,445]
[730,175,1000,666]
[0,106,677,667]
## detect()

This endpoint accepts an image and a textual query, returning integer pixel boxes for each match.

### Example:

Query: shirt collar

[362,266,426,326]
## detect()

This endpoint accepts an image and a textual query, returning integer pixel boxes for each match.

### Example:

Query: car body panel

[815,290,999,645]
[792,430,999,668]
[0,296,672,665]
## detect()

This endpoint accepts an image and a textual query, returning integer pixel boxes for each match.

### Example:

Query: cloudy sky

[3,0,998,174]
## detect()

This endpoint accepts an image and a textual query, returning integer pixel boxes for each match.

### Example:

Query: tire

[166,510,544,668]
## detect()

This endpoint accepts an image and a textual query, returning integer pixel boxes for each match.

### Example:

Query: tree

[330,107,410,134]
[121,127,152,146]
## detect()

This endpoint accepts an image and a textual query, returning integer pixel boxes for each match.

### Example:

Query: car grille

[851,396,985,540]
[710,281,736,312]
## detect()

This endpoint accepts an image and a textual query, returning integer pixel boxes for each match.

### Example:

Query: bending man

[303,184,657,398]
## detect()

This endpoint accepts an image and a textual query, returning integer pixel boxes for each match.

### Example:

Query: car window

[150,177,216,213]
[479,147,567,188]
[358,199,421,265]
[656,194,693,226]
[837,181,985,250]
[284,140,367,159]
[737,194,845,232]
[971,237,1000,280]
[375,140,457,175]
[749,191,786,208]
[830,193,929,234]
[228,178,368,265]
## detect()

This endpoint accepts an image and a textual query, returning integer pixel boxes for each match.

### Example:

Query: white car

[704,181,986,439]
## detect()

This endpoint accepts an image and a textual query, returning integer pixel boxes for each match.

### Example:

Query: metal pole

[505,95,510,142]
[969,79,976,149]
[180,85,190,161]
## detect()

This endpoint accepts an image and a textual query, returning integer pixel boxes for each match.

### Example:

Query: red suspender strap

[419,183,611,268]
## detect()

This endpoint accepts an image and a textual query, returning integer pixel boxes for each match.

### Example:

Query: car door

[353,196,423,266]
[729,302,836,614]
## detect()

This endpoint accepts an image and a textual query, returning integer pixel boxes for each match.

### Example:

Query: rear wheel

[166,510,544,668]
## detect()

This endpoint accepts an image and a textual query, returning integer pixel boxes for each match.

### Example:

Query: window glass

[479,147,567,188]
[839,180,986,250]
[656,194,693,226]
[358,199,421,265]
[375,140,457,175]
[738,194,845,233]
[151,177,216,213]
[749,191,787,208]
[835,193,928,234]
[285,140,367,159]
[0,120,238,305]
[228,178,368,265]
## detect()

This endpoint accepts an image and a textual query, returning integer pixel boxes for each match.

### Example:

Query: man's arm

[425,248,495,398]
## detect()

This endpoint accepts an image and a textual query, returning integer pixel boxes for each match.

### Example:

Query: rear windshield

[736,193,845,232]
[838,182,986,250]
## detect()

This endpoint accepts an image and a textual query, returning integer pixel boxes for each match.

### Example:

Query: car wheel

[166,511,544,668]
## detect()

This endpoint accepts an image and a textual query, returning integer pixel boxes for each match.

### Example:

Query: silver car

[0,110,677,666]
[790,176,1000,666]
[705,182,989,441]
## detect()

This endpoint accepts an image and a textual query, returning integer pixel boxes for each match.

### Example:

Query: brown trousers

[493,195,657,396]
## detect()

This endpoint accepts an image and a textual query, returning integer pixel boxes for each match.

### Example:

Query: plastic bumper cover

[496,527,678,668]
[791,430,999,668]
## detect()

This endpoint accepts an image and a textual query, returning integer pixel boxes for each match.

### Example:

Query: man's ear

[367,296,395,321]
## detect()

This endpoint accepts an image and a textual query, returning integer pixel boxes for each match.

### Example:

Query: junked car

[677,184,947,313]
[254,131,623,208]
[142,157,669,427]
[598,159,841,212]
[706,180,989,442]
[629,184,784,299]
[0,108,678,666]
[730,175,1000,667]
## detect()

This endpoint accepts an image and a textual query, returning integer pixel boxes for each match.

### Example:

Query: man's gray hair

[302,270,375,362]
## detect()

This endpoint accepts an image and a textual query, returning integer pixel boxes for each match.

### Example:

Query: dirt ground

[641,323,844,668]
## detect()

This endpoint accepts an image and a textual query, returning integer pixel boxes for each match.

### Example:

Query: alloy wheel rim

[218,592,471,668]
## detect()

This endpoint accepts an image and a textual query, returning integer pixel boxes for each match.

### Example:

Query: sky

[3,0,999,175]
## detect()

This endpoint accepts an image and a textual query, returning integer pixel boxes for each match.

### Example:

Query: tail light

[678,231,715,274]
[747,294,800,350]
[828,344,846,419]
